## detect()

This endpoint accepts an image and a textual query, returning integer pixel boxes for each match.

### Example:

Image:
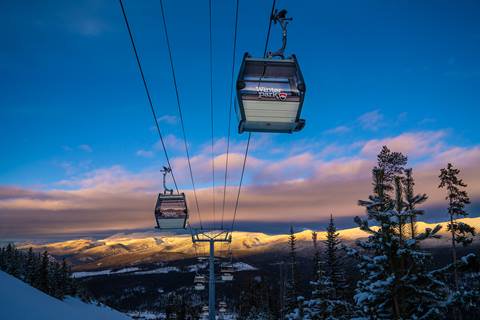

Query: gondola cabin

[221,272,233,282]
[194,283,205,291]
[154,193,188,229]
[236,53,306,133]
[221,264,234,281]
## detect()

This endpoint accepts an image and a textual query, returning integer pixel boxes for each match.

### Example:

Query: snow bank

[0,271,130,320]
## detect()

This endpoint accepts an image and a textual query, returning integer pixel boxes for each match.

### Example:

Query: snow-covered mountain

[19,217,480,271]
[0,271,130,320]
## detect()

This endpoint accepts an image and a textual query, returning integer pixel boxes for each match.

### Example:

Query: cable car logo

[256,86,288,101]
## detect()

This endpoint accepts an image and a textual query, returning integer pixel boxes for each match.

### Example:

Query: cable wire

[230,0,277,232]
[159,0,203,229]
[209,0,216,230]
[118,0,179,193]
[220,0,240,230]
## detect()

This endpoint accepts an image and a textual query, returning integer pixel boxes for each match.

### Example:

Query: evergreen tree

[439,163,475,290]
[284,225,299,317]
[60,258,72,296]
[323,214,346,296]
[39,250,50,294]
[352,168,446,319]
[25,247,37,285]
[4,243,20,277]
[311,231,320,282]
[301,216,352,320]
[376,145,408,196]
[403,168,427,239]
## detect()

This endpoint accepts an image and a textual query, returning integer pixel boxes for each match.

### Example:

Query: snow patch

[72,267,140,278]
[133,266,180,275]
[232,262,257,271]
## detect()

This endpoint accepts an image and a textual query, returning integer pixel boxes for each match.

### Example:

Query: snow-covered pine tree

[296,216,352,320]
[301,256,351,320]
[376,145,408,197]
[352,167,446,319]
[438,163,475,290]
[403,168,427,239]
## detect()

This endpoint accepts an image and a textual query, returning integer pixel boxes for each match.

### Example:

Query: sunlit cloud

[1,130,479,238]
[361,131,446,158]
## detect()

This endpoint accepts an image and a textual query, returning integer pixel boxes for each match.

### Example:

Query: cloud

[358,110,384,131]
[78,144,93,153]
[361,131,446,158]
[1,131,479,238]
[157,115,178,125]
[72,18,108,37]
[324,126,350,135]
[136,149,154,158]
[154,134,186,153]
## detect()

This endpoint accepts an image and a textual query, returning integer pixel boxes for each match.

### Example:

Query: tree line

[0,244,87,301]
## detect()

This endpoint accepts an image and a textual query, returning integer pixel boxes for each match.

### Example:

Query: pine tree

[311,231,320,282]
[403,168,427,239]
[25,247,37,285]
[352,168,446,319]
[376,145,408,195]
[60,258,72,296]
[4,243,20,277]
[299,216,352,320]
[39,251,50,294]
[439,163,475,291]
[323,214,346,297]
[284,225,299,317]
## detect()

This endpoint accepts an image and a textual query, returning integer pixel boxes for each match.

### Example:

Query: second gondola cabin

[154,193,188,229]
[236,53,306,134]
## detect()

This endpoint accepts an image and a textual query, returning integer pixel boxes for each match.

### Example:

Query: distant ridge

[19,217,480,271]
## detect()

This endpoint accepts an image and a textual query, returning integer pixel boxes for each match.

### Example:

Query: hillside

[0,271,130,320]
[20,217,480,271]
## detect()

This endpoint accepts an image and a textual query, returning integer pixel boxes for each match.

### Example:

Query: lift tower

[192,230,231,320]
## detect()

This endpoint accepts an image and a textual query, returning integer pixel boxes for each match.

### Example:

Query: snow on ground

[187,262,208,272]
[0,271,130,320]
[232,262,257,271]
[127,311,165,319]
[133,266,180,275]
[72,267,140,278]
[72,262,255,278]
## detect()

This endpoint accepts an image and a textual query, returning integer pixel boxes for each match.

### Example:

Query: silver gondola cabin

[154,167,188,230]
[236,9,306,134]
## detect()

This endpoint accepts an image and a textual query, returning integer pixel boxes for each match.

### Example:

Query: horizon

[1,0,479,241]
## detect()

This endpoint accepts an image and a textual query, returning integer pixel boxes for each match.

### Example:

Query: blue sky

[1,0,479,237]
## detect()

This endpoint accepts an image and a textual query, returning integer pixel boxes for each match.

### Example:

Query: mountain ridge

[19,217,480,271]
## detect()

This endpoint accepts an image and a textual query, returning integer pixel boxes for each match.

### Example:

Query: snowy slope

[0,271,130,320]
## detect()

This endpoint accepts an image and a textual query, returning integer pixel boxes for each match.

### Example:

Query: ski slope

[0,271,130,320]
